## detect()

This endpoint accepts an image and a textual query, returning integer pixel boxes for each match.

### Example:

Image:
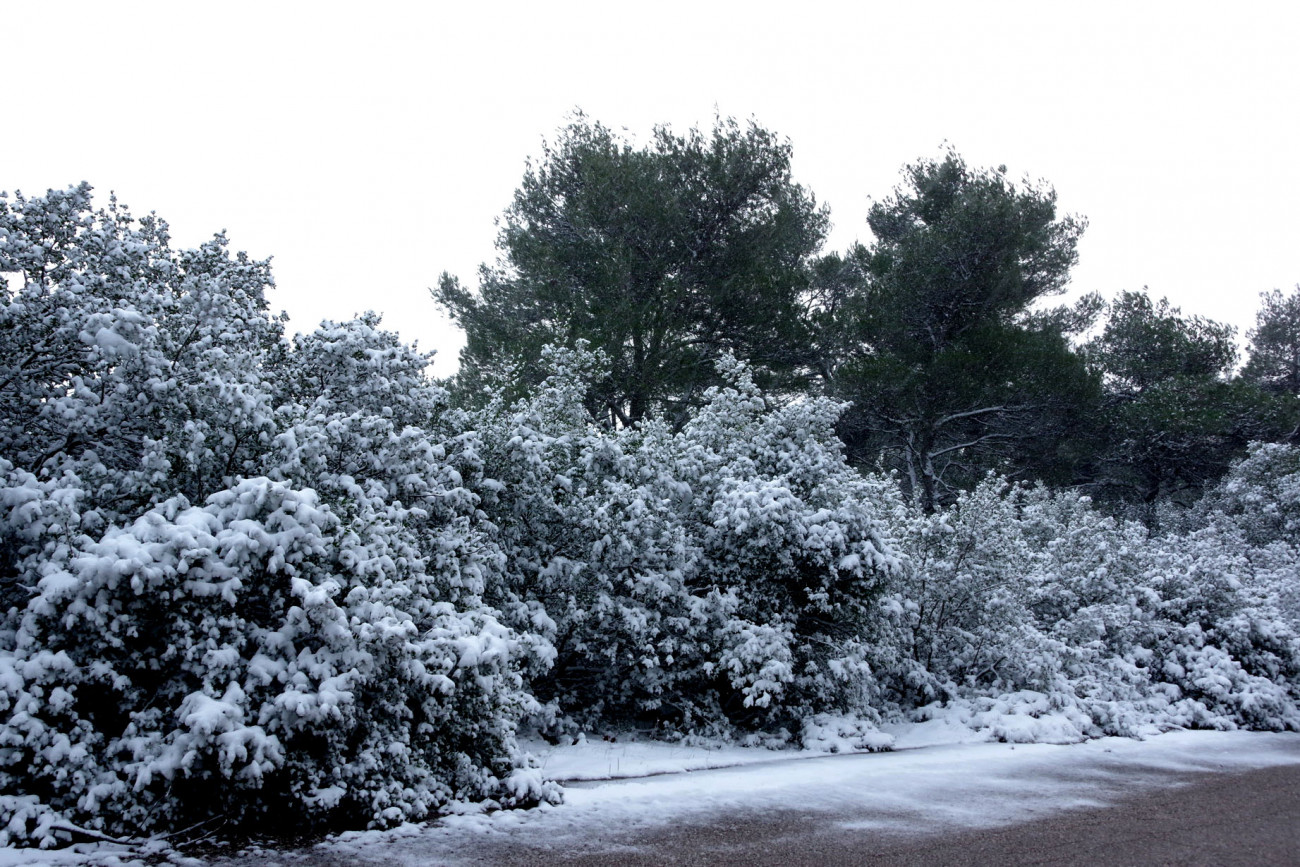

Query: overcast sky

[6,1,1298,373]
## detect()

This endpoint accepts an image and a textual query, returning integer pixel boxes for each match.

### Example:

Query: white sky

[6,1,1298,374]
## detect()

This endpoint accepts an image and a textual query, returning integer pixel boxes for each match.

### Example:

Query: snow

[523,735,813,782]
[3,722,1299,864]
[882,712,990,750]
[228,728,1300,866]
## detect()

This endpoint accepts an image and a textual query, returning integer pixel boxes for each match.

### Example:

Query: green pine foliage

[435,114,828,425]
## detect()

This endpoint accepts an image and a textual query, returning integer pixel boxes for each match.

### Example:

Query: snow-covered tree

[0,185,283,518]
[0,188,553,847]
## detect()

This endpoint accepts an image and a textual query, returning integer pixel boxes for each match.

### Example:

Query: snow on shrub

[0,479,552,845]
[1194,442,1300,548]
[875,476,1300,734]
[800,713,895,753]
[1191,443,1300,630]
[460,346,1300,742]
[680,359,900,730]
[466,347,900,737]
[1135,526,1300,730]
[0,187,553,846]
[0,185,283,522]
[874,479,1048,704]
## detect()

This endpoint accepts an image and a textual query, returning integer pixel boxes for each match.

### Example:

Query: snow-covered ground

[262,728,1300,866]
[522,697,1090,785]
[8,723,1298,867]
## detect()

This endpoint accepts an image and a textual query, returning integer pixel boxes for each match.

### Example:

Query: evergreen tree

[825,151,1094,511]
[1084,290,1297,512]
[435,114,828,426]
[1244,285,1300,397]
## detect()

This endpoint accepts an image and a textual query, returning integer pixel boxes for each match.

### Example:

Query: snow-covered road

[202,730,1300,867]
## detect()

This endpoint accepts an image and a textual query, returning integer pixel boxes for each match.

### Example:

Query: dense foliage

[1243,285,1300,396]
[0,188,555,847]
[462,347,898,736]
[824,152,1094,512]
[1083,292,1299,513]
[873,476,1300,736]
[3,137,1298,850]
[435,114,827,425]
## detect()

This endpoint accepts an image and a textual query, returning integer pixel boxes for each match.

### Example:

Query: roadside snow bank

[523,694,1148,785]
[525,714,894,783]
[523,735,802,782]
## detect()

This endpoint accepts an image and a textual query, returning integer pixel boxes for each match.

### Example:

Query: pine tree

[435,114,828,425]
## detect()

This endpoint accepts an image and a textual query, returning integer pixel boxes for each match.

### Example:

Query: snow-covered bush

[0,185,283,520]
[0,479,551,845]
[4,184,1296,848]
[1188,443,1300,630]
[1134,526,1300,729]
[467,348,900,737]
[465,346,1299,741]
[1193,442,1300,548]
[874,479,1047,704]
[0,187,552,846]
[875,476,1300,733]
[680,360,900,729]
